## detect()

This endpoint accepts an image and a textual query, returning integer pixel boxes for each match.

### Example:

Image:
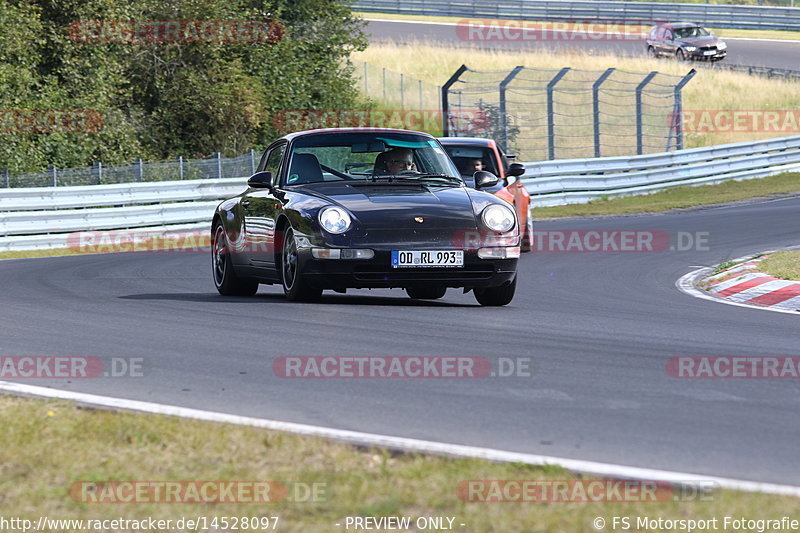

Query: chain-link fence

[1,151,260,188]
[354,60,441,111]
[443,65,696,161]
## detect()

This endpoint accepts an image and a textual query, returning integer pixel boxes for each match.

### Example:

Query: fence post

[592,68,615,158]
[135,158,144,181]
[49,165,57,187]
[441,65,469,136]
[215,152,222,179]
[178,156,184,180]
[250,149,256,175]
[672,69,697,151]
[499,66,524,151]
[546,67,571,161]
[635,71,658,156]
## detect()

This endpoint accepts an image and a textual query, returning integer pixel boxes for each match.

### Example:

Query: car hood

[677,36,722,46]
[300,182,479,230]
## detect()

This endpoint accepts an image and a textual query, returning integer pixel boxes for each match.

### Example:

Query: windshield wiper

[365,174,462,186]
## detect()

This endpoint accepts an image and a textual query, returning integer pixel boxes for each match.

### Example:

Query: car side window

[264,144,285,181]
[665,30,673,40]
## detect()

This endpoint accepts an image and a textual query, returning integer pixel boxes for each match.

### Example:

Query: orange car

[439,137,533,252]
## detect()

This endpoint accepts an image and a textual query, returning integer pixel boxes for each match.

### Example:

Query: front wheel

[474,277,516,306]
[676,49,686,61]
[406,286,447,300]
[212,222,259,296]
[280,226,322,302]
[647,46,657,59]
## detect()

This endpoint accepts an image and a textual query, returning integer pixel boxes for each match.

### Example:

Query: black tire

[474,277,516,307]
[212,222,259,296]
[676,49,686,61]
[647,46,657,59]
[280,226,322,302]
[406,286,447,300]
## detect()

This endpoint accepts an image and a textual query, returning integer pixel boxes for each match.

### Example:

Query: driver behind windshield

[375,148,417,175]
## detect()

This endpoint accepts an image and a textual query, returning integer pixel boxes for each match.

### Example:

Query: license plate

[391,250,464,268]
[703,50,716,56]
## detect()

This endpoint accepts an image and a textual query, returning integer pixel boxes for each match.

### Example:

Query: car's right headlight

[318,206,352,234]
[717,41,727,50]
[684,46,697,52]
[481,204,516,233]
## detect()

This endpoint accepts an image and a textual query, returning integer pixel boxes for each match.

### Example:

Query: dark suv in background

[647,22,727,61]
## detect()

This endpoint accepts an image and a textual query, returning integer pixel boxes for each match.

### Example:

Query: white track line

[2,380,800,496]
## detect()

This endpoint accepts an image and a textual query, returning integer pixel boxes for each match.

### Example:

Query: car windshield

[284,132,461,186]
[674,26,709,38]
[442,145,500,177]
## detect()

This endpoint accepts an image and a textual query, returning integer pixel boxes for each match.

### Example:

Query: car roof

[655,21,702,29]
[279,127,436,142]
[437,137,495,147]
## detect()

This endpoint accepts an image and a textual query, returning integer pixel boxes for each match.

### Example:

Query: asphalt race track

[365,19,800,71]
[2,196,799,485]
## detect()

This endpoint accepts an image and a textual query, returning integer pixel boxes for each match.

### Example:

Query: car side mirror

[507,163,525,177]
[474,171,500,190]
[247,171,273,189]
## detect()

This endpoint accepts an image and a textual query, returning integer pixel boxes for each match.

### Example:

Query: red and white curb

[677,252,800,315]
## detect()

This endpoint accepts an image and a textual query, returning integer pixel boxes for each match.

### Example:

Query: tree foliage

[0,0,366,172]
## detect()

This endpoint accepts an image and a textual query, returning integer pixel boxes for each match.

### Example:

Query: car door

[242,141,287,269]
[663,28,677,55]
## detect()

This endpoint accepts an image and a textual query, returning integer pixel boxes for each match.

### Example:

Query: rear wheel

[474,277,516,306]
[406,287,447,300]
[281,226,322,302]
[212,222,258,296]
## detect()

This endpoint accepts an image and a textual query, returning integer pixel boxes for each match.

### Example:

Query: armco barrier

[0,178,247,251]
[522,135,800,206]
[2,136,799,251]
[353,0,800,31]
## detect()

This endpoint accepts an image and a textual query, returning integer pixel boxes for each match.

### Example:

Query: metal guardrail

[0,178,247,251]
[353,0,800,31]
[522,134,800,206]
[2,135,799,251]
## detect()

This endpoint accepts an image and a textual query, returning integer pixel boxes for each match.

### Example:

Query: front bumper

[298,249,517,290]
[687,49,726,61]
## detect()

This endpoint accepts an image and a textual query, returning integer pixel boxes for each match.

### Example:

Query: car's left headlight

[318,206,352,234]
[717,41,727,50]
[481,204,516,233]
[684,46,697,52]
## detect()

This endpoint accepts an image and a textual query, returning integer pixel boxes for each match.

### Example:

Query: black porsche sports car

[211,128,520,305]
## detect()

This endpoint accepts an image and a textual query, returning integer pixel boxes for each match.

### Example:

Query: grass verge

[531,172,800,218]
[2,394,799,532]
[355,11,800,42]
[759,251,800,280]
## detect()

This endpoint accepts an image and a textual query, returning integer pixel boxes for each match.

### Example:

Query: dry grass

[352,41,800,149]
[531,172,800,218]
[759,251,800,280]
[2,394,800,532]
